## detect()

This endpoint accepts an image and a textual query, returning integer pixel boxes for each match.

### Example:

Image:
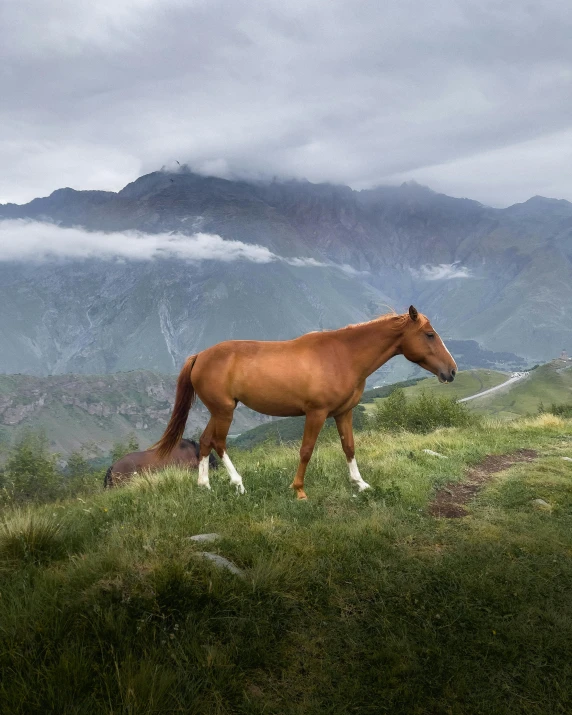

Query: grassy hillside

[1,416,572,713]
[402,368,509,400]
[470,361,572,419]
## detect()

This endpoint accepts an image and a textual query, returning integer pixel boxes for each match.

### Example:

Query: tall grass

[0,418,571,713]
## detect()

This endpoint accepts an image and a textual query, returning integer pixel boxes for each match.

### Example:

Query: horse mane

[341,311,407,332]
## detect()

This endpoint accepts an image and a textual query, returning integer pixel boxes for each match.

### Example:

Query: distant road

[458,372,529,403]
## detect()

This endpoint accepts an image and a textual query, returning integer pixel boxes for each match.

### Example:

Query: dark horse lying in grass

[153,306,457,499]
[104,438,217,488]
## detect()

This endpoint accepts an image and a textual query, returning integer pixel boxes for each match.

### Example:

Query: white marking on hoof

[197,456,211,489]
[222,452,245,494]
[348,458,370,491]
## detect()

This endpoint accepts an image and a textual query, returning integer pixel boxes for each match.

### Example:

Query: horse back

[192,334,359,416]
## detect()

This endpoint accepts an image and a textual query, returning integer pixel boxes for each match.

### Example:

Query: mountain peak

[502,194,572,217]
[399,180,433,192]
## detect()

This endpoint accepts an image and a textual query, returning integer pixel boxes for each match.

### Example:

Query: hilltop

[468,360,572,419]
[1,416,572,713]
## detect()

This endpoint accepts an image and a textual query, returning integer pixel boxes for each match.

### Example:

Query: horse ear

[409,305,419,322]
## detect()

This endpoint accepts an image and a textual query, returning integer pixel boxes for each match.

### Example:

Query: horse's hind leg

[334,410,370,492]
[199,410,245,494]
[198,418,215,489]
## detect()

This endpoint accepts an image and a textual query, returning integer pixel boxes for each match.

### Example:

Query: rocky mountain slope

[0,371,274,456]
[1,169,571,377]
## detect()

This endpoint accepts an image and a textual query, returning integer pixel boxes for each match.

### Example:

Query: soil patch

[429,449,537,518]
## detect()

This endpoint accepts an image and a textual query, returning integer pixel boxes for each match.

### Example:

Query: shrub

[110,433,140,463]
[540,403,572,418]
[2,431,61,503]
[373,389,478,433]
[64,451,105,496]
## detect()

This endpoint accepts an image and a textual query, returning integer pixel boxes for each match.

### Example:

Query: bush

[539,403,572,418]
[64,451,105,496]
[1,431,61,503]
[110,433,140,463]
[0,432,105,505]
[373,389,478,433]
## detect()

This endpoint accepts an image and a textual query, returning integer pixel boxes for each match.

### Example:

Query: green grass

[361,368,507,414]
[472,362,572,420]
[1,417,572,713]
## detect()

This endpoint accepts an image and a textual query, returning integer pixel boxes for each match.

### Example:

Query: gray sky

[1,0,571,206]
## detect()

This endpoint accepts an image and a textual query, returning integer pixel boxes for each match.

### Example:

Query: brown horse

[104,438,217,488]
[153,306,457,499]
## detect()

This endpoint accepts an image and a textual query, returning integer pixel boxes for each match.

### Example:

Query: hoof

[235,483,246,495]
[358,482,371,492]
[296,491,308,500]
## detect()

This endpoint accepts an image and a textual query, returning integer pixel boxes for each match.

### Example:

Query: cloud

[411,263,472,280]
[1,0,572,206]
[0,219,340,271]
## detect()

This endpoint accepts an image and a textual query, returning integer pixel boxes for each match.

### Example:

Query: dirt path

[429,449,537,518]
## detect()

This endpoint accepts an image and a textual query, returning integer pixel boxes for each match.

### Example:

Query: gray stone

[423,449,448,458]
[189,533,221,543]
[531,498,551,510]
[197,551,245,578]
[562,457,572,462]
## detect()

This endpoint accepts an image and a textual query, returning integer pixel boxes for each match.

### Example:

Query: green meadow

[470,363,572,420]
[1,415,572,713]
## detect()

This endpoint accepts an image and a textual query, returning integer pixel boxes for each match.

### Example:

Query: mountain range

[1,168,571,380]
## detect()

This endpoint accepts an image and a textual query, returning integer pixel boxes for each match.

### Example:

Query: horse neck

[338,316,405,381]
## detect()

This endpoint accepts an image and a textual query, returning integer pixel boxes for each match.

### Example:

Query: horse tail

[153,354,199,458]
[104,466,113,489]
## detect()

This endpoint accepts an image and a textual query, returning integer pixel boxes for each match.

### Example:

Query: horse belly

[239,393,306,417]
[235,365,346,417]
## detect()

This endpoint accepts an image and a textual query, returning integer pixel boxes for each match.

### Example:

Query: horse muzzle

[438,368,456,383]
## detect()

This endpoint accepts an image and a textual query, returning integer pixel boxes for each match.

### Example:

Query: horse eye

[426,333,435,339]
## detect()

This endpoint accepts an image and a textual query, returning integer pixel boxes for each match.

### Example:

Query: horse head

[400,305,457,383]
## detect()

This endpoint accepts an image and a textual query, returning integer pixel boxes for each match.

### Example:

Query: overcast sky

[1,0,571,207]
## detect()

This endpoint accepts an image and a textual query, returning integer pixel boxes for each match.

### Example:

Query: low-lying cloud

[411,263,472,280]
[0,219,343,272]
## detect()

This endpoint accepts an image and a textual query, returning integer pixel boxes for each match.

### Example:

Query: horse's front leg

[290,410,328,500]
[334,410,370,492]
